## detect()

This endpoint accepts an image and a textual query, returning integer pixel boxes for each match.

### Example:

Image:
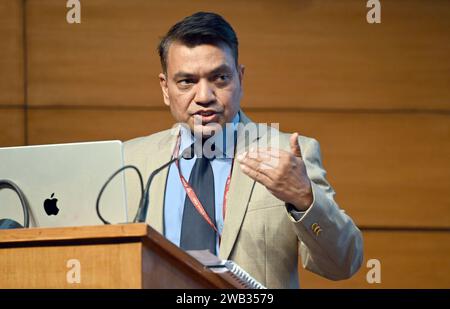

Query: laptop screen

[0,141,128,228]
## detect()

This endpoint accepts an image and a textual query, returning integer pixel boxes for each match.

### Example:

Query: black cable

[0,179,30,228]
[96,165,144,225]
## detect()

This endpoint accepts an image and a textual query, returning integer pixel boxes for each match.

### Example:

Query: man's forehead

[166,42,235,75]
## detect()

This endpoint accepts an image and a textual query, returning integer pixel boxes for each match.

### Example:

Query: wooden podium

[0,223,247,288]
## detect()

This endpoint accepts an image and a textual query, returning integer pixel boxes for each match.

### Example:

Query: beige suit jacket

[124,111,363,288]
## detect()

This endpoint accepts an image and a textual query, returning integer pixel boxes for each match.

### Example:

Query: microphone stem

[134,157,178,223]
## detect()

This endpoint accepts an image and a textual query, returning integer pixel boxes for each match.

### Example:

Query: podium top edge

[0,223,149,245]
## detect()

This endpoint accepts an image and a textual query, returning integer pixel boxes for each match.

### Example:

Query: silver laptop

[0,141,128,228]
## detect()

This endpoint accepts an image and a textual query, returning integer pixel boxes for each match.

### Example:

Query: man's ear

[238,64,245,86]
[238,64,245,101]
[159,73,170,107]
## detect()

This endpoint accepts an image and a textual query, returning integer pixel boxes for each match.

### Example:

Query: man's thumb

[290,132,302,157]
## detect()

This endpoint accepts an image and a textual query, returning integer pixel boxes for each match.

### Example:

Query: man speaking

[124,12,363,288]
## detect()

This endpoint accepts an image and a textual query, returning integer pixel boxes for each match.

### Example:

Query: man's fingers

[237,150,280,171]
[238,154,274,177]
[290,132,302,158]
[240,164,273,187]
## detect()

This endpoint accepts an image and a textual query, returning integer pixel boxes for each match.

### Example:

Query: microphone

[0,179,30,229]
[133,143,195,223]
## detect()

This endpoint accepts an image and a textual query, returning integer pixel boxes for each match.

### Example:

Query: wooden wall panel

[27,0,450,110]
[28,109,450,228]
[0,108,25,147]
[27,0,162,107]
[298,231,450,288]
[27,109,174,145]
[0,0,24,106]
[240,0,450,111]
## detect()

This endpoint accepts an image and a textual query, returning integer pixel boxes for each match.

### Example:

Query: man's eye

[216,74,230,83]
[178,79,194,86]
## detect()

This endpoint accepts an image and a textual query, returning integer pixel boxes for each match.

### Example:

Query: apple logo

[44,193,59,216]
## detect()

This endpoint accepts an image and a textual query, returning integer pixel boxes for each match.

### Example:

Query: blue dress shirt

[164,114,239,254]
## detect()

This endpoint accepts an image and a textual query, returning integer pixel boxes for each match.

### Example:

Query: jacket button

[311,223,322,236]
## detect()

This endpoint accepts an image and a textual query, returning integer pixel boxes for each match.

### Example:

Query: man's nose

[194,80,215,105]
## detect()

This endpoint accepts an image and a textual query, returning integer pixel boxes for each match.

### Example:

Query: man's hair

[157,12,239,74]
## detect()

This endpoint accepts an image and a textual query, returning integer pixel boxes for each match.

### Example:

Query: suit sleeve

[287,137,364,280]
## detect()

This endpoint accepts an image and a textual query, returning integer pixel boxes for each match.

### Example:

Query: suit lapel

[219,111,260,259]
[146,127,179,233]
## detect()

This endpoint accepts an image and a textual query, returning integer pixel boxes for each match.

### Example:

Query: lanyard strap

[172,135,234,236]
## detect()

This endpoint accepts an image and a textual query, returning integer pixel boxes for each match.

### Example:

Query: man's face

[159,42,244,137]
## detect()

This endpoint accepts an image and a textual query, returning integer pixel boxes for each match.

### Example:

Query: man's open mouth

[195,110,217,116]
